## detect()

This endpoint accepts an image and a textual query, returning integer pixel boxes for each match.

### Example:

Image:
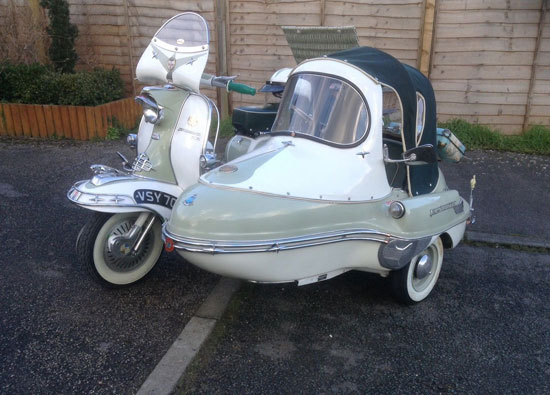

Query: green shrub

[105,117,130,140]
[0,63,55,103]
[57,68,125,106]
[0,63,124,106]
[40,0,78,73]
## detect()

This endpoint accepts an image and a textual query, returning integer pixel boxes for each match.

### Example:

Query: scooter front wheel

[390,237,444,304]
[76,212,163,287]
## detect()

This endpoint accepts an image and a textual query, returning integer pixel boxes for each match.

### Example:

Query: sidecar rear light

[165,238,175,252]
[389,201,405,219]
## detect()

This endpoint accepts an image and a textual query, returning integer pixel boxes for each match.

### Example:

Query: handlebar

[227,81,256,96]
[200,73,256,96]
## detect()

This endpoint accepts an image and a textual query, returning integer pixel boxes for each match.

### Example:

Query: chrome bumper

[163,225,389,254]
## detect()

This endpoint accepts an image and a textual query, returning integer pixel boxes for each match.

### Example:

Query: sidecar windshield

[154,13,209,49]
[272,73,369,146]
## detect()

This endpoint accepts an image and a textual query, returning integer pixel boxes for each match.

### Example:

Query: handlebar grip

[227,81,256,96]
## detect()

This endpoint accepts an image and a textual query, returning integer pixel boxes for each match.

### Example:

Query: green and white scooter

[67,13,255,287]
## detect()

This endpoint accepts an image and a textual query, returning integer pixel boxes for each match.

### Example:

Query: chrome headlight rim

[126,133,138,150]
[135,93,164,125]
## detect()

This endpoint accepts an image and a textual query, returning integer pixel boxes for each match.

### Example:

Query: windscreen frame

[270,72,372,149]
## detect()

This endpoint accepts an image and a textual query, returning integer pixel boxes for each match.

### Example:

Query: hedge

[0,63,125,106]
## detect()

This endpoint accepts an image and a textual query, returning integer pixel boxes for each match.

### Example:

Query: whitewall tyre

[390,237,444,304]
[76,212,163,287]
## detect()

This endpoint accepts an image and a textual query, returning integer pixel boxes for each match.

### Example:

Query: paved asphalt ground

[180,245,550,394]
[178,150,550,393]
[0,140,218,394]
[440,150,550,240]
[1,139,549,394]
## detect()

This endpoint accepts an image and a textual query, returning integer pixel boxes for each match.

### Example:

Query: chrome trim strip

[163,225,391,254]
[67,184,136,206]
[162,216,468,255]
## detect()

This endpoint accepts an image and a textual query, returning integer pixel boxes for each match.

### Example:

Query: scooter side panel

[137,117,154,154]
[133,89,190,185]
[170,94,211,188]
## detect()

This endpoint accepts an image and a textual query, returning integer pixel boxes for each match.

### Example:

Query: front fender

[67,174,183,221]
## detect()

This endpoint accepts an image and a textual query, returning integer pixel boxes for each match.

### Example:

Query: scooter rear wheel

[76,212,163,287]
[390,237,444,304]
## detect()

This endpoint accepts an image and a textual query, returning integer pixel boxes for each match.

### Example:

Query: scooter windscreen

[136,12,210,92]
[154,13,209,51]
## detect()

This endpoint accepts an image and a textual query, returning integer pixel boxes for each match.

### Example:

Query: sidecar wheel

[390,237,444,304]
[76,212,163,287]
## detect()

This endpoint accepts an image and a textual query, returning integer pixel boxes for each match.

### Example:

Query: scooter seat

[232,103,279,137]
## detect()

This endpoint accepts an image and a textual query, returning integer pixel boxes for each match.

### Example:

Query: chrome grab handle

[383,144,414,163]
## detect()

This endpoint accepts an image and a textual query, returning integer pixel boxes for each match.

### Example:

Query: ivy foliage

[40,0,78,73]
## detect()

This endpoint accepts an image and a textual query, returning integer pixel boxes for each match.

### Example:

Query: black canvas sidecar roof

[328,46,438,196]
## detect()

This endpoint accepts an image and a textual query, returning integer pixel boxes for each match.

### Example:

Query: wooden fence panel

[20,105,32,137]
[35,106,48,138]
[0,104,6,136]
[527,6,550,128]
[1,104,15,137]
[1,0,549,134]
[10,105,23,137]
[43,105,55,137]
[60,106,73,138]
[431,0,546,134]
[0,98,139,140]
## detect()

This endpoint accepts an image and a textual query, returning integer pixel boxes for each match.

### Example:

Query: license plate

[134,189,177,209]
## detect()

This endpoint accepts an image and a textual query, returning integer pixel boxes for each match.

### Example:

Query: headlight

[135,94,164,125]
[126,133,137,149]
[143,107,163,124]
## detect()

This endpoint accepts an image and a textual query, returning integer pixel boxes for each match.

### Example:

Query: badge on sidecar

[187,115,199,127]
[134,189,177,209]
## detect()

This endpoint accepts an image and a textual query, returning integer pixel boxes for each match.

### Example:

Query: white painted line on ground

[137,278,241,395]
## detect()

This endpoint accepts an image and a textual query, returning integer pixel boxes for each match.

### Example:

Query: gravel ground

[180,245,550,394]
[0,139,218,394]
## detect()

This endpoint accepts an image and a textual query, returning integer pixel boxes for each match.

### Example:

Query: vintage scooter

[164,46,475,304]
[67,12,256,287]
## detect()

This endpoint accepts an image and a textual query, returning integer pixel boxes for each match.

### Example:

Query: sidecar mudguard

[67,173,183,221]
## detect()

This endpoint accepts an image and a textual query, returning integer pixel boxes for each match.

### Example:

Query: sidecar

[164,47,471,304]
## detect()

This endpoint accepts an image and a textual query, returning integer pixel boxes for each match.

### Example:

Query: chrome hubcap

[103,220,153,272]
[414,254,433,280]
